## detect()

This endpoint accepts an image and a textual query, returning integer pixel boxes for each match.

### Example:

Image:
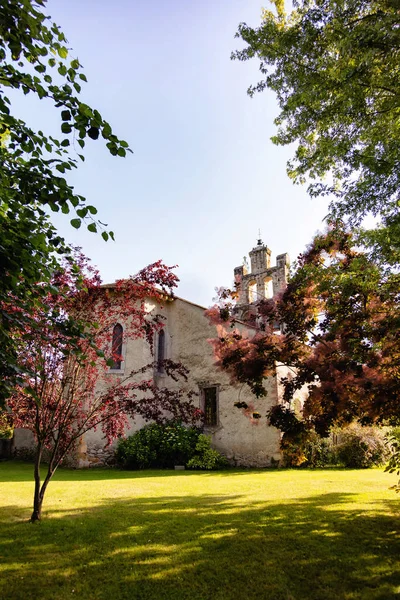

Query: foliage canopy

[208,226,400,438]
[0,0,131,402]
[233,0,400,227]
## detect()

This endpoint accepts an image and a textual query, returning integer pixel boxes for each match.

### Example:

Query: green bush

[186,434,229,470]
[303,432,333,468]
[116,421,200,469]
[333,425,389,468]
[281,425,389,469]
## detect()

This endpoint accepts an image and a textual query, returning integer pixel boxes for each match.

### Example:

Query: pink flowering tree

[7,252,200,522]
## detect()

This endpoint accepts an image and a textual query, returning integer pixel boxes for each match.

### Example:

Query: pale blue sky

[21,0,330,305]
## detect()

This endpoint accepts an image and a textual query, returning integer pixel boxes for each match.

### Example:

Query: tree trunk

[31,447,56,523]
[31,499,42,522]
[31,445,43,522]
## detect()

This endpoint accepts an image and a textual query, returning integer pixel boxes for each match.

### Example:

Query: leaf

[87,126,99,140]
[58,47,68,59]
[70,59,80,69]
[87,222,97,233]
[117,147,126,157]
[101,231,109,241]
[87,205,98,215]
[102,123,112,139]
[77,207,88,218]
[78,103,92,118]
[70,218,81,229]
[61,110,71,121]
[61,123,72,134]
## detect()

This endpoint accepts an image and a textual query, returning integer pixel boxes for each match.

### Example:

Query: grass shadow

[0,487,399,600]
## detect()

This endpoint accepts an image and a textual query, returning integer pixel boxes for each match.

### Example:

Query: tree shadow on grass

[0,491,399,600]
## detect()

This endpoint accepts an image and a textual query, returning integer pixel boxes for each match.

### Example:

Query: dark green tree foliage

[0,1,131,403]
[233,0,400,228]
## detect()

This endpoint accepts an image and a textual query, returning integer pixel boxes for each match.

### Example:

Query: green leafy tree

[233,0,400,228]
[0,0,131,402]
[229,1,400,482]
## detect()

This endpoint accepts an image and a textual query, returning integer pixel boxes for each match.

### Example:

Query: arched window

[264,278,274,299]
[157,329,165,373]
[111,323,123,370]
[248,280,257,303]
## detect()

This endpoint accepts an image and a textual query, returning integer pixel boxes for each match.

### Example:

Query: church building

[15,240,294,468]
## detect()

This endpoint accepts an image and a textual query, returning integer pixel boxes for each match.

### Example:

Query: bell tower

[233,237,289,320]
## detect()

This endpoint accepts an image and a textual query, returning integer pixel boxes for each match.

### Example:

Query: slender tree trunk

[31,445,43,522]
[31,447,57,523]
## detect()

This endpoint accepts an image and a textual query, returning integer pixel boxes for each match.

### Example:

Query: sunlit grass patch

[0,462,399,600]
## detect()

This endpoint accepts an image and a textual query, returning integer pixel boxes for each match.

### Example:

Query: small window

[203,386,218,427]
[111,323,123,370]
[157,329,165,373]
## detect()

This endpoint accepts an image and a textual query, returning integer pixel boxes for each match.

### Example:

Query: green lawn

[0,462,399,600]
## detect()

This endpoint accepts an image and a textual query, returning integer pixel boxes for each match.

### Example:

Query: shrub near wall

[116,421,200,469]
[116,422,228,470]
[187,434,229,470]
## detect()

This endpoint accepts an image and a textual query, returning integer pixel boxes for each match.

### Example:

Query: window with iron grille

[203,386,218,427]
